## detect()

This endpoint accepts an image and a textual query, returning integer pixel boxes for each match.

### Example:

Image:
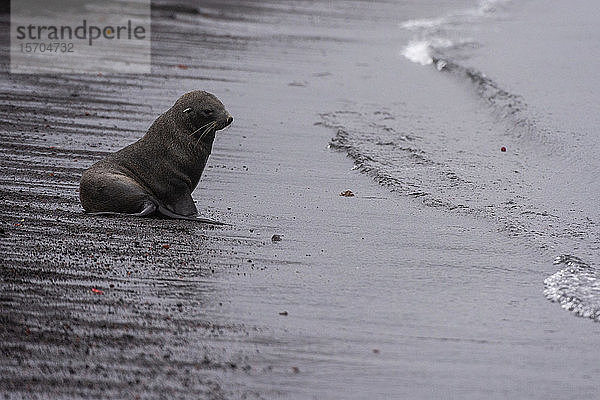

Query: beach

[1,1,599,399]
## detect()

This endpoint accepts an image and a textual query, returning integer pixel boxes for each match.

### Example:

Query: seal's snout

[218,113,233,130]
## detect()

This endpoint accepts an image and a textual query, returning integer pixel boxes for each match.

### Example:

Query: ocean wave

[401,39,452,66]
[400,0,532,135]
[401,3,600,323]
[400,0,510,33]
[544,255,600,322]
[319,0,600,324]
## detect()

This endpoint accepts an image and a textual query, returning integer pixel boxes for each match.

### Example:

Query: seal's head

[172,90,233,146]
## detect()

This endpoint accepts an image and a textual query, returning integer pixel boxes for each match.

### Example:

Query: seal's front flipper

[156,205,227,225]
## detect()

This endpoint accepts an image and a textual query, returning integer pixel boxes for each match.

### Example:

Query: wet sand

[1,1,599,399]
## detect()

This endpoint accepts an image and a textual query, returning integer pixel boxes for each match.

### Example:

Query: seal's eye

[183,107,193,114]
[202,109,214,116]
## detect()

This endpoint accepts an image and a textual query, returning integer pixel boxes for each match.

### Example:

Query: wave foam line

[400,0,510,32]
[544,255,600,322]
[401,39,453,66]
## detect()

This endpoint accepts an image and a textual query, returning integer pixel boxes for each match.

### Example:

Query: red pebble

[501,147,506,152]
[91,288,104,295]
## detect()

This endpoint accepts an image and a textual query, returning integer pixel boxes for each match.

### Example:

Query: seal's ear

[183,107,193,114]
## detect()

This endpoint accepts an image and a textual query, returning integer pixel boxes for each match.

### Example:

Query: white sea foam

[402,40,433,65]
[544,255,600,322]
[399,0,510,65]
[401,38,453,66]
[400,0,510,33]
[478,0,511,14]
[400,16,446,31]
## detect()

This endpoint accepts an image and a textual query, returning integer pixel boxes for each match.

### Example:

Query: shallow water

[322,0,600,322]
[206,0,600,396]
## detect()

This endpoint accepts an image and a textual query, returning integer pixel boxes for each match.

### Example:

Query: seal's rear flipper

[86,202,157,217]
[134,202,158,217]
[193,217,227,225]
[157,205,227,225]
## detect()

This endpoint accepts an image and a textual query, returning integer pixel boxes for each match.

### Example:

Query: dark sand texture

[1,1,599,399]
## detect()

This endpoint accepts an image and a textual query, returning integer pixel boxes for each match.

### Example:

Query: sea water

[320,0,600,322]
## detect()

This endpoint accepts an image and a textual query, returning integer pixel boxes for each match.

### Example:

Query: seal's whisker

[200,121,217,139]
[189,120,216,137]
[198,121,216,141]
[194,121,217,149]
[194,134,204,149]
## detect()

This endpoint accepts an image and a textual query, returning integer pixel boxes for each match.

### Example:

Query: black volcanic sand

[1,1,599,399]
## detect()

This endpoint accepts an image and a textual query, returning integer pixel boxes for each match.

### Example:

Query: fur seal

[79,90,233,224]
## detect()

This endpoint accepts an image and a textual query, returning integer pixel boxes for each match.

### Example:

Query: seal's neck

[175,120,216,190]
[141,113,215,192]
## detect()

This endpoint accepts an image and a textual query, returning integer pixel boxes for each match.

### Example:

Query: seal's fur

[79,91,233,223]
